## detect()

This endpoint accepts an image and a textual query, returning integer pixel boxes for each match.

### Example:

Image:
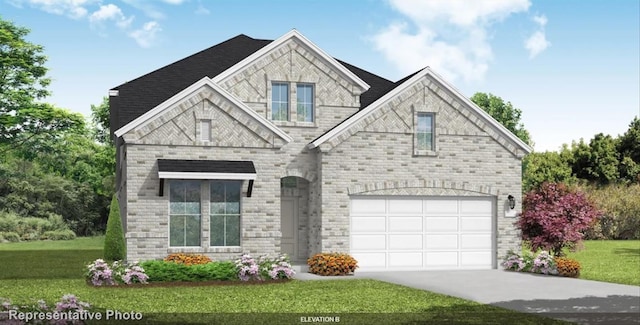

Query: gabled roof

[309,67,533,154]
[113,77,293,143]
[212,30,370,91]
[110,31,390,137]
[110,34,271,137]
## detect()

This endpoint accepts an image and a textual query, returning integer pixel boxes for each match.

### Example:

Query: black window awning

[157,159,256,197]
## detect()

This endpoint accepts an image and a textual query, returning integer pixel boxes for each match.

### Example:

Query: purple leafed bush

[517,182,601,256]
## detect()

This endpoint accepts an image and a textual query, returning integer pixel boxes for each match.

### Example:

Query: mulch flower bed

[88,279,292,288]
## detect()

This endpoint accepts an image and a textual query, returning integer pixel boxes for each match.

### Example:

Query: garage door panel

[352,216,386,232]
[460,200,492,216]
[389,216,422,232]
[425,234,458,249]
[461,251,492,267]
[425,200,458,216]
[460,234,491,250]
[389,252,423,267]
[389,234,422,250]
[352,235,386,250]
[388,200,422,214]
[425,217,458,232]
[351,199,386,215]
[352,253,386,268]
[351,197,493,270]
[460,217,491,232]
[425,252,458,267]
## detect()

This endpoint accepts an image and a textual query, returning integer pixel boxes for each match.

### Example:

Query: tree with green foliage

[0,17,83,147]
[104,194,125,261]
[522,151,575,192]
[470,92,533,146]
[90,96,112,145]
[617,117,640,183]
[570,134,619,185]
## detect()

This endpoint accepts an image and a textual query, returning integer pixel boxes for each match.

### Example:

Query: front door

[280,197,298,259]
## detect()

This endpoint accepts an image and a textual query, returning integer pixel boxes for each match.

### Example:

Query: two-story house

[109,30,531,271]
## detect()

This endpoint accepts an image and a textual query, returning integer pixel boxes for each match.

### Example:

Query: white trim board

[114,77,293,143]
[158,171,257,180]
[308,67,532,154]
[212,29,370,91]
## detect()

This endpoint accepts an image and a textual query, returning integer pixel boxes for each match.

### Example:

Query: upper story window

[416,113,434,151]
[271,82,289,121]
[296,84,314,122]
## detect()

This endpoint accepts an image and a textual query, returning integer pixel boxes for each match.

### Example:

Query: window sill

[167,246,243,254]
[414,149,438,157]
[273,120,317,128]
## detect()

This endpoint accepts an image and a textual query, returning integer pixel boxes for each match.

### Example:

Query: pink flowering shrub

[235,254,262,281]
[531,251,557,275]
[85,259,116,286]
[259,254,296,280]
[235,253,296,281]
[502,250,558,275]
[518,182,601,256]
[85,259,148,286]
[1,295,91,325]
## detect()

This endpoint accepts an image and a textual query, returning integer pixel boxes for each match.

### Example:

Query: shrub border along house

[85,253,295,286]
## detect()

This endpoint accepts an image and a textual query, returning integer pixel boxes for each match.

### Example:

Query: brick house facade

[110,30,531,270]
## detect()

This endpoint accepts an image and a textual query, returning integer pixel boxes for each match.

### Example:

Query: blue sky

[3,0,639,152]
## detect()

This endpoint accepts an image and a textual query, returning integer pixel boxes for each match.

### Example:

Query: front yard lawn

[565,240,640,286]
[0,237,565,324]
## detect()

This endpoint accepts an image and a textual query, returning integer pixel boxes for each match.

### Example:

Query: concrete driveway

[295,269,640,324]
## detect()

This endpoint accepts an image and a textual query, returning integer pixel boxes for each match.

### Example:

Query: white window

[210,181,241,246]
[169,180,201,247]
[296,84,314,122]
[416,113,434,151]
[271,82,289,121]
[200,120,211,141]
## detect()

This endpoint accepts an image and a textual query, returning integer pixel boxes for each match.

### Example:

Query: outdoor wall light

[507,195,516,210]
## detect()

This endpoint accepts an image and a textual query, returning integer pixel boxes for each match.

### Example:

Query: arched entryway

[280,176,310,263]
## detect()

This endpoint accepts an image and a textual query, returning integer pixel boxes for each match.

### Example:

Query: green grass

[0,235,104,250]
[565,240,640,286]
[0,237,565,324]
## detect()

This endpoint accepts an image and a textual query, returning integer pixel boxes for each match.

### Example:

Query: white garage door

[350,197,494,271]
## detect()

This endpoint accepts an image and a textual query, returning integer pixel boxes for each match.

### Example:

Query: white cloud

[525,31,550,58]
[372,0,531,82]
[129,21,162,48]
[89,4,134,30]
[195,4,210,15]
[121,0,166,19]
[525,14,551,58]
[533,14,548,27]
[161,0,187,4]
[14,0,93,19]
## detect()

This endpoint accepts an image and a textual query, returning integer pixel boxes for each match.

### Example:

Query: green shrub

[0,211,72,241]
[307,253,358,276]
[140,260,237,282]
[0,211,19,232]
[20,231,40,241]
[40,229,77,241]
[582,183,640,239]
[104,195,126,261]
[0,231,20,243]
